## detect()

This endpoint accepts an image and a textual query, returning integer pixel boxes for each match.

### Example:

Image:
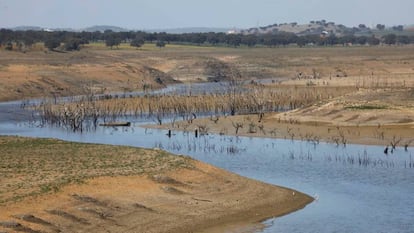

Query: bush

[44,38,61,50]
[64,38,82,51]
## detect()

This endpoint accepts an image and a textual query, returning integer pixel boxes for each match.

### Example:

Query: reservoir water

[0,93,413,232]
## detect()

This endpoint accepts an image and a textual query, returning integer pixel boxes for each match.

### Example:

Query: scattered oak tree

[376,24,385,30]
[44,38,61,51]
[382,34,397,45]
[64,38,82,51]
[155,40,166,48]
[105,33,121,49]
[130,37,145,49]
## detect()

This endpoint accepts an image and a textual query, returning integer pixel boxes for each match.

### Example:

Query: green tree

[130,37,145,48]
[296,36,307,47]
[262,34,277,47]
[397,35,410,45]
[22,36,35,48]
[226,34,241,47]
[382,34,397,45]
[340,35,356,45]
[392,25,404,31]
[190,33,207,45]
[105,33,121,49]
[241,35,257,47]
[64,38,82,51]
[155,40,166,48]
[367,36,380,45]
[44,38,61,50]
[376,24,385,30]
[145,33,157,43]
[206,32,219,45]
[356,36,368,45]
[324,35,338,46]
[0,29,13,47]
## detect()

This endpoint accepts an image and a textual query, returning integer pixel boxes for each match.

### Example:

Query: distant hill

[239,20,372,36]
[8,25,230,33]
[145,27,232,33]
[11,26,45,31]
[83,26,232,33]
[7,22,413,36]
[9,25,129,32]
[82,25,129,32]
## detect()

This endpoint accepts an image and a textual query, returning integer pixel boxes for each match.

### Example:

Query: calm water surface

[0,101,413,233]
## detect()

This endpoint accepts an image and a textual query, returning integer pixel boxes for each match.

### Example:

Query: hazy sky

[0,0,413,29]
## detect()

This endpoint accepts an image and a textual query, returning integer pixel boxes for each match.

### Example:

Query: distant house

[320,30,329,38]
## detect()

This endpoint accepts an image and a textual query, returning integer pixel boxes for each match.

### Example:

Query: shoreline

[0,136,313,233]
[143,113,414,148]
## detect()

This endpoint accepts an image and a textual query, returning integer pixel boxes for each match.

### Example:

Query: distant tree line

[1,28,414,51]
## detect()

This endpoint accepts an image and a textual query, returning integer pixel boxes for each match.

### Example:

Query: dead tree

[232,121,243,135]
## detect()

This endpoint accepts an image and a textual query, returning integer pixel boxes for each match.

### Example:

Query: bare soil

[2,44,414,101]
[0,48,179,101]
[0,136,312,233]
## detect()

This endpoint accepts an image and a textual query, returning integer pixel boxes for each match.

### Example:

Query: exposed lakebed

[0,84,413,233]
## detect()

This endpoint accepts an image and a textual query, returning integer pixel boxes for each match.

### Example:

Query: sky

[0,0,413,29]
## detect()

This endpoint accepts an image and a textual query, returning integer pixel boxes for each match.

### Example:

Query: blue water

[1,101,413,233]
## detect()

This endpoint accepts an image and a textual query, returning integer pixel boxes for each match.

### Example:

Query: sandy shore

[0,137,313,233]
[145,95,414,148]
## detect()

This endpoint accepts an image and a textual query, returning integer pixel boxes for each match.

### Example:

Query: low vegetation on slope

[0,136,192,205]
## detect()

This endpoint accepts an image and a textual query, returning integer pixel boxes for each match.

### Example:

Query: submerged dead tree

[37,101,100,132]
[226,66,244,116]
[34,82,354,132]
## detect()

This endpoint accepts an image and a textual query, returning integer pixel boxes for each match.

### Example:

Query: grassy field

[0,136,192,205]
[0,136,312,233]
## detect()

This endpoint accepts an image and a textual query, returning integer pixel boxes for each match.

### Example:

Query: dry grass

[0,136,192,205]
[1,45,414,101]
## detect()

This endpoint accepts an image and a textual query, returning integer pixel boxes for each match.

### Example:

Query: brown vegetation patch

[0,136,192,205]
